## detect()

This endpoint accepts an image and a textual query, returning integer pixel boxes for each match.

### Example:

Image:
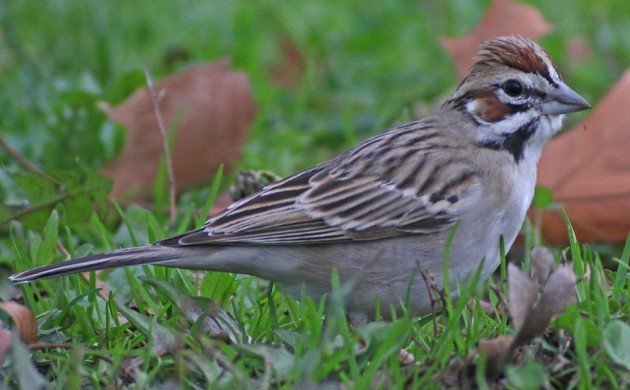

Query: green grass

[1,0,629,388]
[5,207,629,387]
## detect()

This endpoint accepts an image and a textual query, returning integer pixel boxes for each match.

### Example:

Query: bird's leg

[347,311,369,349]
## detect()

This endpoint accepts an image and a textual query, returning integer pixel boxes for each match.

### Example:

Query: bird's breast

[500,156,538,244]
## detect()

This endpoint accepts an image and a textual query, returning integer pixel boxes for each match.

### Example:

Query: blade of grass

[112,199,138,246]
[561,210,587,301]
[196,164,223,228]
[611,234,630,301]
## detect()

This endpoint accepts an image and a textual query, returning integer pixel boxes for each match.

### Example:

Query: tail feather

[9,245,178,284]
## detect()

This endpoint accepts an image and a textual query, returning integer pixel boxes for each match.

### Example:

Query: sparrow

[10,36,590,321]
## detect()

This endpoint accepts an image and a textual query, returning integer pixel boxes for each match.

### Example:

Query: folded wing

[167,121,480,246]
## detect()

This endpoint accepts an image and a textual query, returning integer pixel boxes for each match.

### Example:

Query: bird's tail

[9,245,181,284]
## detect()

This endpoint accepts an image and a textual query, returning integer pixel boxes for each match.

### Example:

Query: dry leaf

[0,301,37,345]
[440,0,552,79]
[507,264,538,331]
[536,71,630,243]
[101,59,257,203]
[478,334,514,357]
[531,246,555,287]
[536,264,578,321]
[480,248,577,379]
[515,262,577,345]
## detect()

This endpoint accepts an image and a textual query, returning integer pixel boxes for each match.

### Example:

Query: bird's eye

[502,79,524,97]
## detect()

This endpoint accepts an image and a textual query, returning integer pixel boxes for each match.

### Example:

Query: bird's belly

[276,231,503,318]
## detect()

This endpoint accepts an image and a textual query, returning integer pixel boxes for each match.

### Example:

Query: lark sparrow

[10,36,589,321]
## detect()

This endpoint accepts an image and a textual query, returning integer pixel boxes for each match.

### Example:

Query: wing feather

[169,120,481,246]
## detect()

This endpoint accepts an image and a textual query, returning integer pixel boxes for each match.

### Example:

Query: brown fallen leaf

[480,247,577,379]
[0,301,37,345]
[536,71,630,243]
[478,334,513,358]
[440,0,552,79]
[513,262,576,346]
[530,246,555,287]
[507,262,538,331]
[101,59,257,203]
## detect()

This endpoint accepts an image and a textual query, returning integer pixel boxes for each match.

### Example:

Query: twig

[436,287,449,316]
[0,184,104,226]
[29,342,74,350]
[143,67,177,227]
[0,133,63,187]
[490,285,509,315]
[416,261,439,338]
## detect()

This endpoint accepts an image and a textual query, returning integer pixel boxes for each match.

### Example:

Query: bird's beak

[541,82,591,115]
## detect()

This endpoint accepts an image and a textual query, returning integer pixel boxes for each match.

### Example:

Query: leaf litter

[100,59,257,204]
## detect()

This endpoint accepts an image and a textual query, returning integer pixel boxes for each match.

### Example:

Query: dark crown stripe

[475,36,557,83]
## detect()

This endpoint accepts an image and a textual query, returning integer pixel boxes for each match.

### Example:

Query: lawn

[0,0,628,388]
